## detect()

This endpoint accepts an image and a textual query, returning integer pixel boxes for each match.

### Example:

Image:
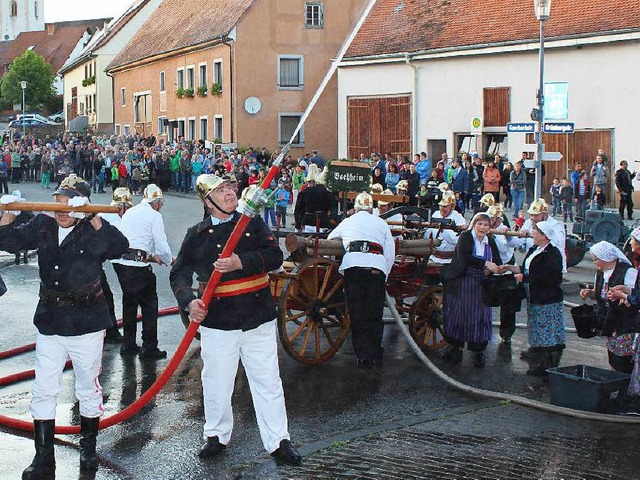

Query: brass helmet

[196,174,226,202]
[377,189,395,206]
[370,183,384,195]
[142,184,164,203]
[487,203,505,218]
[479,193,496,208]
[111,187,133,206]
[354,192,374,211]
[396,180,409,192]
[53,174,91,198]
[528,198,549,215]
[306,163,320,182]
[438,190,456,207]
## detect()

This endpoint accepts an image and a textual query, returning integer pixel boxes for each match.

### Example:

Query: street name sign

[543,122,575,134]
[507,122,536,133]
[542,152,563,161]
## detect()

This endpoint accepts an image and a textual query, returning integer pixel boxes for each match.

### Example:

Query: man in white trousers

[0,174,129,478]
[169,174,301,465]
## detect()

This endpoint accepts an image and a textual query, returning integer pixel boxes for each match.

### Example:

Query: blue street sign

[507,122,536,133]
[543,122,575,134]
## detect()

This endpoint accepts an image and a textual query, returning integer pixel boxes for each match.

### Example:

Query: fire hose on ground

[385,291,640,424]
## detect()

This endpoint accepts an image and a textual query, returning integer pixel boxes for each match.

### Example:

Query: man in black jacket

[170,174,301,466]
[615,160,636,220]
[0,175,129,478]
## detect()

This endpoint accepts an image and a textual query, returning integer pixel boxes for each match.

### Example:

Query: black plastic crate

[547,365,630,413]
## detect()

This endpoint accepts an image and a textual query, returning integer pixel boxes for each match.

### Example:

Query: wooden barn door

[347,95,411,160]
[527,129,613,205]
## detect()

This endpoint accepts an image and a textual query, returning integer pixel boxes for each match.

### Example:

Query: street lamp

[532,0,551,199]
[20,80,27,138]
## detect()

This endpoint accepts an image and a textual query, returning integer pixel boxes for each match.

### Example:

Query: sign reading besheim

[544,82,569,120]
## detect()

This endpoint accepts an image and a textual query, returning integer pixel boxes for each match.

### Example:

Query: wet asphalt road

[1,182,639,479]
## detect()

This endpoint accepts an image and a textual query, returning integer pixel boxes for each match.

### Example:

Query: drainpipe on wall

[105,69,115,134]
[405,53,418,156]
[221,34,234,143]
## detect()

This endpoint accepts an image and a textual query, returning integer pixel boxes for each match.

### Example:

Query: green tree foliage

[1,50,55,107]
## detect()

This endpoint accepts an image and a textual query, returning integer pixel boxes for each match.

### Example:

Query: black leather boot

[22,420,55,480]
[550,350,562,368]
[79,416,100,471]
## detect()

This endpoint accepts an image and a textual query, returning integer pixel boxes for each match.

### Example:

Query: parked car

[16,113,56,125]
[9,118,54,128]
[48,110,64,123]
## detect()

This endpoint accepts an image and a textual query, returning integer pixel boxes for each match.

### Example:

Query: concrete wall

[235,0,367,158]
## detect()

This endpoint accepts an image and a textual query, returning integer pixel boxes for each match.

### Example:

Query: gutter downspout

[105,69,115,134]
[405,53,418,156]
[221,34,234,143]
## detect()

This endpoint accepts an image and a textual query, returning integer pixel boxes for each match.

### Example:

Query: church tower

[0,0,45,41]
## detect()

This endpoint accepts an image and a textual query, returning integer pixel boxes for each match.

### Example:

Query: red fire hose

[0,161,284,435]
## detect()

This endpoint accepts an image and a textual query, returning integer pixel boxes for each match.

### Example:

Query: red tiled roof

[0,20,109,73]
[346,0,640,58]
[107,0,254,71]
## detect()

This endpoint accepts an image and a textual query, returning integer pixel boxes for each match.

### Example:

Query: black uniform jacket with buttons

[0,214,129,336]
[170,212,283,331]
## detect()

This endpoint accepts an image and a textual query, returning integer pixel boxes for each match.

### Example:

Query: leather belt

[199,274,270,298]
[346,241,383,255]
[121,248,149,262]
[39,279,104,307]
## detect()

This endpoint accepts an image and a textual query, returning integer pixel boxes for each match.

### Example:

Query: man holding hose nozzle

[0,174,129,478]
[169,174,302,466]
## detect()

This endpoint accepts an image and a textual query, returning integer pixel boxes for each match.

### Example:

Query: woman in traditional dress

[580,241,638,373]
[441,213,501,367]
[500,221,565,376]
[608,227,640,402]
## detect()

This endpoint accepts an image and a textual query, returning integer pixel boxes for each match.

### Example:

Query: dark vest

[595,261,638,335]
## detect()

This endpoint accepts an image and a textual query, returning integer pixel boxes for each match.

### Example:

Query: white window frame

[159,71,165,92]
[114,124,121,135]
[213,59,223,87]
[278,112,304,146]
[187,116,196,141]
[124,124,131,136]
[120,87,126,107]
[157,116,167,136]
[304,2,324,28]
[199,116,208,140]
[177,117,185,138]
[277,54,304,90]
[186,65,195,90]
[176,67,185,90]
[198,62,208,88]
[214,115,223,141]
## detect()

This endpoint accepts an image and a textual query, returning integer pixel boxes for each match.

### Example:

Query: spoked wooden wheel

[278,257,350,365]
[408,286,446,352]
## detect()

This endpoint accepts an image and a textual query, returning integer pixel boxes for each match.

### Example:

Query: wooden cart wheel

[278,257,350,365]
[408,286,446,352]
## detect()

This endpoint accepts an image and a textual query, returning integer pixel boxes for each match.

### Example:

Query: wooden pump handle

[0,201,120,214]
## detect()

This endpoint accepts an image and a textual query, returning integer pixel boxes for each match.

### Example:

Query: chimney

[47,24,55,35]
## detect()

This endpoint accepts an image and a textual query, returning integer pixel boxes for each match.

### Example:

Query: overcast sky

[44,0,135,22]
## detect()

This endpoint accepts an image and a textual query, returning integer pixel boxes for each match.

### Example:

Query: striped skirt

[443,267,492,344]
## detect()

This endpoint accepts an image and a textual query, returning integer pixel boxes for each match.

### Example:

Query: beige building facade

[59,0,163,133]
[107,0,366,158]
